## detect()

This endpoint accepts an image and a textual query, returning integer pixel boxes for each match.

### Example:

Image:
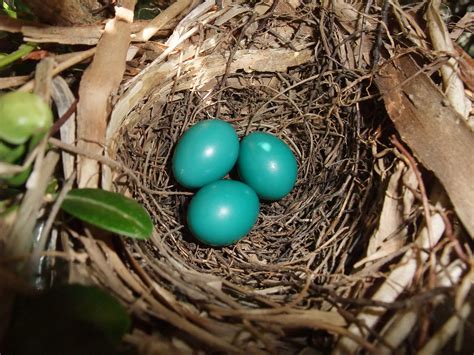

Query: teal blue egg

[238,132,297,201]
[187,180,259,246]
[172,119,239,189]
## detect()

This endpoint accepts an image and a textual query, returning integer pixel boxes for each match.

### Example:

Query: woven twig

[27,1,471,352]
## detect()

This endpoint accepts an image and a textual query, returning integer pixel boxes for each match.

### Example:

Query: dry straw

[99,1,473,353]
[2,0,472,353]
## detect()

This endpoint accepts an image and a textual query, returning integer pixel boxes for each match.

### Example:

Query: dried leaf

[455,43,474,92]
[449,12,474,41]
[5,149,59,260]
[335,213,446,354]
[376,259,466,352]
[327,0,375,33]
[51,76,76,179]
[0,15,39,32]
[251,309,347,328]
[80,236,135,302]
[2,20,171,45]
[391,1,427,48]
[23,24,103,45]
[375,55,474,239]
[365,162,414,258]
[19,48,96,93]
[0,76,29,90]
[418,303,471,355]
[426,0,470,118]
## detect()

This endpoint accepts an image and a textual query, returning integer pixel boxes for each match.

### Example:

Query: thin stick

[18,47,96,93]
[49,99,78,137]
[49,138,191,196]
[132,0,192,42]
[372,0,390,69]
[390,135,433,246]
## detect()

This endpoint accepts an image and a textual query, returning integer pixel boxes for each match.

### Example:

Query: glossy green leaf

[2,164,31,186]
[6,284,131,355]
[0,91,53,145]
[61,188,153,240]
[0,139,30,186]
[0,140,25,163]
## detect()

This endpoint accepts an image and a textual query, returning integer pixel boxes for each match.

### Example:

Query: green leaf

[6,284,132,355]
[0,91,53,145]
[0,140,25,163]
[0,42,36,69]
[61,188,153,240]
[46,177,58,194]
[51,284,131,345]
[2,2,17,18]
[2,163,31,186]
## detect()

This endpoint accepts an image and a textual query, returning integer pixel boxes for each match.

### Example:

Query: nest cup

[108,9,377,352]
[116,78,373,281]
[95,2,469,353]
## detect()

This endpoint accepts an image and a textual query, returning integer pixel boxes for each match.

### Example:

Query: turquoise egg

[238,132,297,201]
[172,119,239,189]
[187,180,259,247]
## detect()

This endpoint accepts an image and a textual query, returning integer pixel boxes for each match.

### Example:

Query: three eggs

[172,119,297,247]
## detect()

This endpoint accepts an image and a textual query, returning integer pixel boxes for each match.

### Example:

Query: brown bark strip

[0,16,172,45]
[76,1,136,187]
[375,55,474,239]
[455,43,474,92]
[0,76,29,90]
[23,24,103,45]
[0,15,42,32]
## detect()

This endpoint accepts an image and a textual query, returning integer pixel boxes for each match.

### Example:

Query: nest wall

[104,3,383,352]
[81,1,471,353]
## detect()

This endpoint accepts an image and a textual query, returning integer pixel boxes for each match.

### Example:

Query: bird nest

[77,1,471,353]
[115,67,374,284]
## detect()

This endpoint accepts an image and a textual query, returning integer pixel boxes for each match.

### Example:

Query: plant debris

[1,0,473,353]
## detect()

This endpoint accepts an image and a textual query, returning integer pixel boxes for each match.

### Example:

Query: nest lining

[115,59,377,310]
